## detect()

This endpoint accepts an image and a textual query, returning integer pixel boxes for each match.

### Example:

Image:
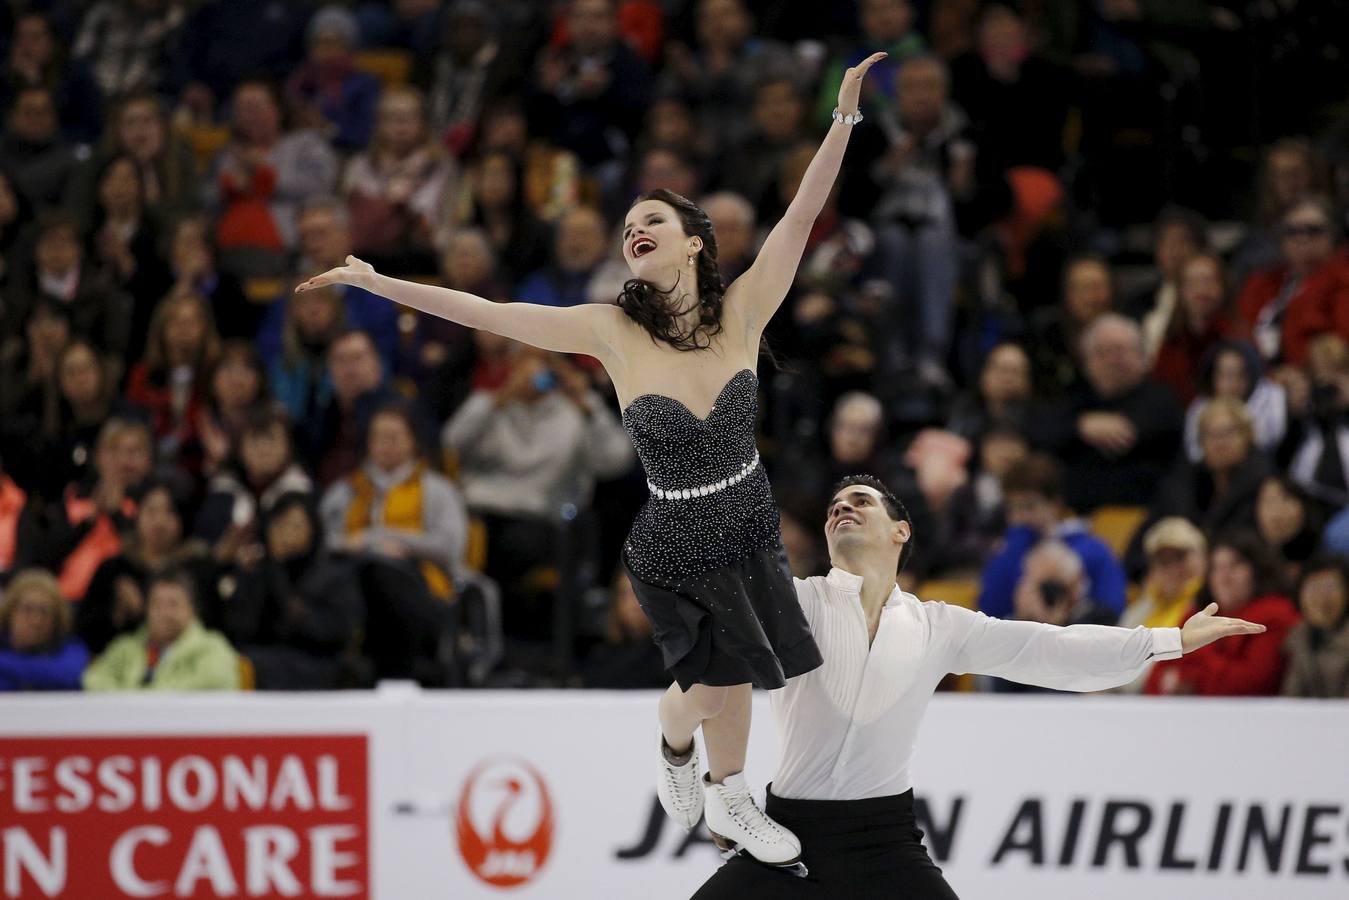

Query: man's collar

[826,567,905,607]
[826,567,865,593]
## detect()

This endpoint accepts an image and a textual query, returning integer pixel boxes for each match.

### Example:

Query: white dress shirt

[770,568,1184,801]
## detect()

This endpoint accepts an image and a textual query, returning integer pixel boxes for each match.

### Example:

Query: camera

[1038,579,1067,608]
[532,369,557,393]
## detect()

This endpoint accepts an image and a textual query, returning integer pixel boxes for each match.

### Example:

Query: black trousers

[690,788,959,900]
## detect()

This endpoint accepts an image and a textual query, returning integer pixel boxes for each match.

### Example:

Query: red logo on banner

[0,734,368,899]
[455,757,554,888]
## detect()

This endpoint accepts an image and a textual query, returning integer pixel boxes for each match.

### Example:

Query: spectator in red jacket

[1146,531,1300,696]
[125,290,220,473]
[1152,252,1242,406]
[1237,196,1349,367]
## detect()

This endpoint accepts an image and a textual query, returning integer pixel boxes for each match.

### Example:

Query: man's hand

[1077,411,1137,456]
[1180,602,1266,654]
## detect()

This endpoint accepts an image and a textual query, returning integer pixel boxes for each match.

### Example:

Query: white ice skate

[703,772,808,877]
[656,728,703,830]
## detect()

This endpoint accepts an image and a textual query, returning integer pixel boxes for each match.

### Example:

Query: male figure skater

[691,474,1265,898]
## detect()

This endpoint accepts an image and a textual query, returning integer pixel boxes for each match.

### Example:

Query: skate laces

[663,757,700,809]
[718,784,786,840]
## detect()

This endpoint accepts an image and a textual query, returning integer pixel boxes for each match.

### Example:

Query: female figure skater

[298,51,889,870]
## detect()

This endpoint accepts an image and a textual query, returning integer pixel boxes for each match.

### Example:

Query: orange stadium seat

[354,49,412,87]
[916,578,980,611]
[1088,505,1149,560]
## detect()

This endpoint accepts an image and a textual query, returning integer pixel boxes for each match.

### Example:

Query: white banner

[2,691,1346,899]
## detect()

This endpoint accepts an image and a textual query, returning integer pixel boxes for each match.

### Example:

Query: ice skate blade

[709,833,808,877]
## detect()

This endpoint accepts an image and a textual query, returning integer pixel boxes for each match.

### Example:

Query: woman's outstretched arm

[732,51,887,337]
[296,256,622,356]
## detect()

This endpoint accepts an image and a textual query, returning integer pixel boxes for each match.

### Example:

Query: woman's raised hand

[836,51,888,116]
[295,255,376,293]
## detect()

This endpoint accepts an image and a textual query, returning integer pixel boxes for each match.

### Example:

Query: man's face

[35,226,81,276]
[824,484,908,560]
[556,207,607,273]
[1004,490,1057,534]
[1083,323,1145,398]
[1016,550,1083,616]
[8,587,57,652]
[328,334,382,402]
[299,210,353,268]
[146,583,195,646]
[830,406,879,464]
[896,60,945,127]
[568,0,615,54]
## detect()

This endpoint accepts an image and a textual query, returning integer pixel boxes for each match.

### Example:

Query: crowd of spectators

[1,0,1347,698]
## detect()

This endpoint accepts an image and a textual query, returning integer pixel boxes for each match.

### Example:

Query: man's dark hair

[829,474,914,573]
[1001,453,1063,503]
[147,567,200,614]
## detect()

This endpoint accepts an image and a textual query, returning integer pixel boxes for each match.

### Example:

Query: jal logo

[455,757,555,888]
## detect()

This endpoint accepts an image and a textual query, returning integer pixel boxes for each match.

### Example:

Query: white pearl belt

[647,451,761,501]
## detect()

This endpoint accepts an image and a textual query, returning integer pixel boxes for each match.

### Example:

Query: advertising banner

[0,735,368,899]
[2,692,1345,900]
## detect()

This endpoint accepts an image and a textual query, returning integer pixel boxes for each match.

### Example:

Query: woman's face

[164,302,207,362]
[1198,407,1251,472]
[442,233,493,288]
[26,310,70,360]
[979,344,1031,405]
[117,99,164,161]
[171,220,212,271]
[1208,547,1256,612]
[0,173,18,225]
[1299,569,1348,631]
[232,85,281,144]
[146,582,195,646]
[377,93,424,155]
[476,155,516,208]
[1211,351,1250,400]
[240,425,289,482]
[58,345,102,406]
[367,413,416,471]
[622,199,692,281]
[1280,204,1335,273]
[292,290,341,340]
[7,586,58,651]
[266,504,314,562]
[1155,222,1198,281]
[211,354,261,409]
[1148,546,1201,600]
[1256,479,1305,546]
[1180,256,1224,324]
[1268,149,1312,209]
[99,159,141,214]
[1063,261,1112,324]
[135,488,182,554]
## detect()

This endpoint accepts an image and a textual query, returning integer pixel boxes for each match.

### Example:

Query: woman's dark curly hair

[616,188,726,351]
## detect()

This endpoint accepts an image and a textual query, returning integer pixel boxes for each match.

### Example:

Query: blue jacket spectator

[284,7,381,152]
[0,568,89,691]
[979,453,1127,621]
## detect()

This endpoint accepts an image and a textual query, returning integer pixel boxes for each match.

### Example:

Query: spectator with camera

[444,342,632,614]
[978,452,1126,622]
[984,538,1121,692]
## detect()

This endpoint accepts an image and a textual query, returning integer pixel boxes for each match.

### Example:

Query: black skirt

[690,788,960,900]
[624,545,822,691]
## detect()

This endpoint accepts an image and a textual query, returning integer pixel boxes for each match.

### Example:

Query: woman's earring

[687,253,695,266]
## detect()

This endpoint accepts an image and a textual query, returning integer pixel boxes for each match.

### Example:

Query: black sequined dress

[621,369,823,691]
